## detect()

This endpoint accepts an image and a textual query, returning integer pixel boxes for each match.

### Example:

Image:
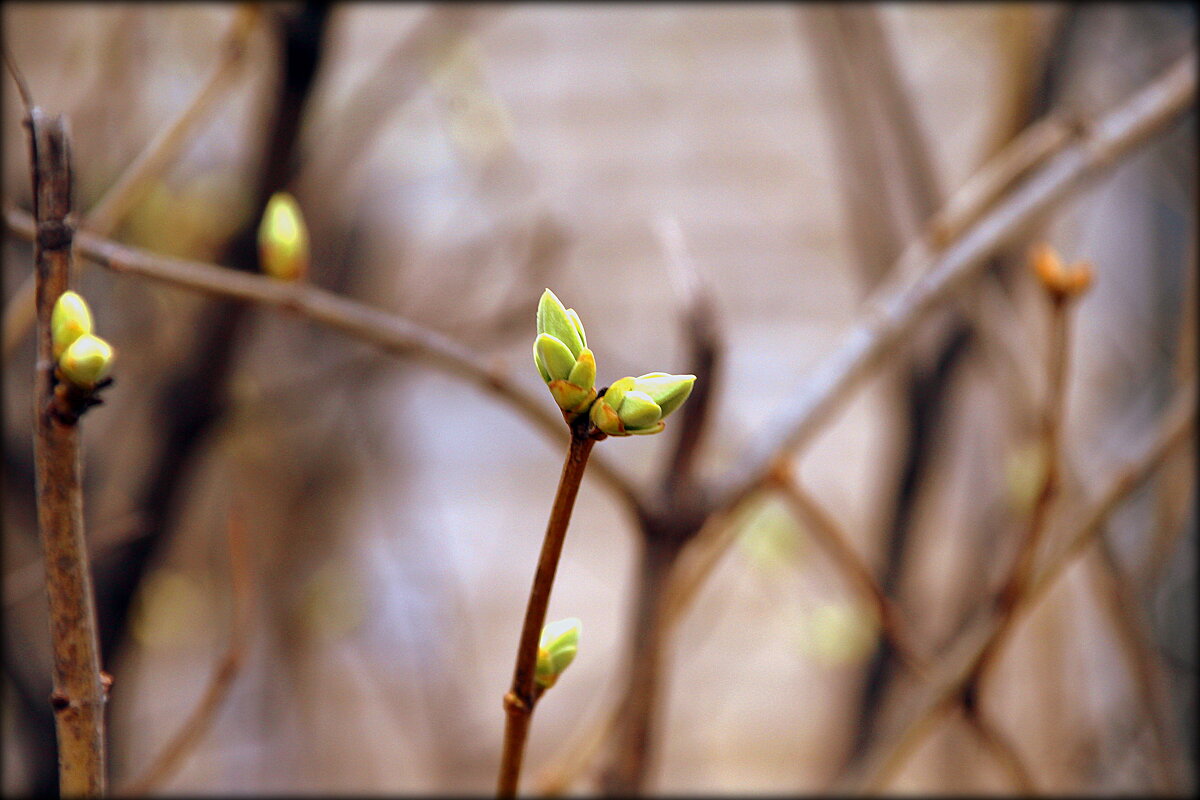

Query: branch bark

[498,431,596,797]
[709,50,1196,520]
[28,110,107,797]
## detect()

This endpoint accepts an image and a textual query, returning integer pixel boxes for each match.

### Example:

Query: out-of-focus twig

[3,6,259,358]
[710,50,1196,520]
[769,460,929,679]
[656,217,721,495]
[119,507,256,796]
[854,382,1195,792]
[3,207,639,508]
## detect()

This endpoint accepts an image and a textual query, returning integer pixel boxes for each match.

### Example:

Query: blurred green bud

[535,290,597,417]
[535,617,581,690]
[51,291,93,359]
[258,191,309,281]
[589,373,695,436]
[58,333,115,389]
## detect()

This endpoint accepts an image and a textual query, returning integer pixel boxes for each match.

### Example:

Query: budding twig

[27,110,108,797]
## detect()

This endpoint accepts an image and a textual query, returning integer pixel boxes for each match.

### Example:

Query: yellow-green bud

[535,617,581,689]
[534,289,597,417]
[51,291,93,359]
[258,191,309,281]
[58,333,115,389]
[590,373,695,436]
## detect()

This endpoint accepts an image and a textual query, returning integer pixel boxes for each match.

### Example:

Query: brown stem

[597,533,681,796]
[28,111,107,796]
[119,507,255,796]
[497,431,596,797]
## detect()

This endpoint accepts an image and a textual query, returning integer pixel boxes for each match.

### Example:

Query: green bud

[534,290,598,419]
[589,373,694,436]
[535,617,581,689]
[258,191,309,281]
[536,289,584,358]
[58,333,114,389]
[536,333,577,383]
[51,291,93,359]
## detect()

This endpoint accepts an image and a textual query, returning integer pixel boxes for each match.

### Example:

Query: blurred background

[2,3,1195,795]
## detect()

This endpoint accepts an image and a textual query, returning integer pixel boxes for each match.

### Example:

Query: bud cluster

[533,289,695,436]
[51,291,115,391]
[1030,243,1093,299]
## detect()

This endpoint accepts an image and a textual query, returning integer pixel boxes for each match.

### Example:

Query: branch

[3,5,260,358]
[118,507,255,796]
[853,381,1195,791]
[28,110,107,797]
[708,50,1196,519]
[498,432,596,797]
[3,207,640,509]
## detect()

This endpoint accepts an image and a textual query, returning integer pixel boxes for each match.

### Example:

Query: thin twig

[656,216,721,496]
[959,708,1036,793]
[710,50,1196,520]
[3,207,639,509]
[3,6,259,359]
[854,382,1195,792]
[119,506,255,796]
[498,431,597,797]
[769,460,929,679]
[28,110,107,797]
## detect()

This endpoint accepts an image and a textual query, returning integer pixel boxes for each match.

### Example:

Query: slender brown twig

[3,6,259,359]
[3,207,639,509]
[497,429,597,797]
[769,460,929,679]
[27,110,107,797]
[710,51,1195,520]
[119,506,255,796]
[854,382,1195,792]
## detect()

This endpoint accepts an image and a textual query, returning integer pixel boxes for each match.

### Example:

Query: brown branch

[3,6,259,359]
[709,50,1196,520]
[118,506,255,795]
[967,269,1078,696]
[3,207,639,509]
[498,431,597,797]
[769,461,929,679]
[656,217,721,495]
[959,708,1036,793]
[853,382,1195,792]
[28,110,107,797]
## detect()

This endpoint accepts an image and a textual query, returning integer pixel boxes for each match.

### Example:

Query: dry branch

[27,110,107,797]
[4,207,639,508]
[119,508,255,796]
[710,50,1196,519]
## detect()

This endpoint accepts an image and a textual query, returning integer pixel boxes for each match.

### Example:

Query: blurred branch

[769,460,929,679]
[709,50,1197,520]
[3,6,260,358]
[27,109,107,797]
[119,507,255,796]
[656,217,721,495]
[854,381,1196,791]
[3,206,639,507]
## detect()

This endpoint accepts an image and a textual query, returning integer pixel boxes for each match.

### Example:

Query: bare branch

[4,207,641,509]
[709,51,1196,519]
[28,110,107,797]
[119,507,255,796]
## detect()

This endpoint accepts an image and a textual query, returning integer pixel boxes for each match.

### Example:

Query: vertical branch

[497,431,596,797]
[597,533,682,796]
[29,111,107,796]
[656,218,721,494]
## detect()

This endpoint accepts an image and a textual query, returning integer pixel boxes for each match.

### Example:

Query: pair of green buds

[535,617,580,690]
[534,289,695,435]
[51,291,115,390]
